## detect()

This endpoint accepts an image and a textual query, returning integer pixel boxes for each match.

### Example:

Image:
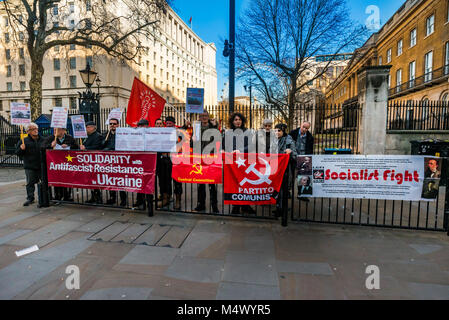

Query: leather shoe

[194,204,206,212]
[106,198,116,205]
[212,205,219,213]
[242,206,256,215]
[23,199,34,206]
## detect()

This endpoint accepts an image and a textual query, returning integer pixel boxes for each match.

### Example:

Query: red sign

[223,153,290,205]
[46,150,157,194]
[171,153,222,184]
[126,77,166,127]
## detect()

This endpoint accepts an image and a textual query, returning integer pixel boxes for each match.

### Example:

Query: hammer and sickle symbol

[190,164,203,175]
[240,158,272,186]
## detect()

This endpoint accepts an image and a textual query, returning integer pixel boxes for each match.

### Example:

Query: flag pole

[165,103,189,122]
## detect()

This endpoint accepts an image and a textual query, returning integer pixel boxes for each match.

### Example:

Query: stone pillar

[357,66,391,155]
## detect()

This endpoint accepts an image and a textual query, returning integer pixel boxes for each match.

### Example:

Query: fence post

[38,148,50,208]
[357,66,391,155]
[281,163,289,227]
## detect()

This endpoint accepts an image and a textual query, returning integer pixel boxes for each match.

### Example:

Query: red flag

[223,153,290,205]
[189,17,192,24]
[171,153,222,184]
[126,77,165,127]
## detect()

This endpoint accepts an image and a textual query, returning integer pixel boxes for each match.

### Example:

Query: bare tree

[236,0,366,129]
[1,0,170,119]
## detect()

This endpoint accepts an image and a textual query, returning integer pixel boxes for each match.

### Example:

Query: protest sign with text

[50,107,68,128]
[10,102,31,126]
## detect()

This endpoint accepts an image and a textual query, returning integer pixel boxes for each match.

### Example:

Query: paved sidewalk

[0,179,448,300]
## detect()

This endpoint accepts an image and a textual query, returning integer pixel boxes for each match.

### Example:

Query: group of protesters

[15,110,314,217]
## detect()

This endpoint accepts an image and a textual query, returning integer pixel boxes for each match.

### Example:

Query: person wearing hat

[158,115,188,210]
[133,119,154,215]
[102,118,127,206]
[80,121,104,204]
[43,127,79,201]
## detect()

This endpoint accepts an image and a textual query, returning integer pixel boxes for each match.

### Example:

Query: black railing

[389,64,449,98]
[387,100,449,131]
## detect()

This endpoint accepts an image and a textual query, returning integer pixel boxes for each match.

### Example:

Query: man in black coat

[80,121,103,203]
[102,118,127,206]
[15,123,44,206]
[42,127,79,201]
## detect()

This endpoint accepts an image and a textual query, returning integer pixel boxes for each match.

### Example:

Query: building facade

[0,1,217,116]
[326,0,449,104]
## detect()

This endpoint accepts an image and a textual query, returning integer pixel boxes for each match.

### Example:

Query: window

[69,2,75,13]
[69,57,76,69]
[54,77,61,89]
[86,56,93,67]
[5,49,10,60]
[387,48,392,63]
[69,20,75,29]
[19,64,25,76]
[425,51,433,82]
[0,100,2,111]
[20,82,26,91]
[387,74,390,88]
[54,98,62,107]
[426,15,434,36]
[85,19,91,30]
[19,32,24,41]
[69,97,77,109]
[409,61,416,88]
[5,33,9,43]
[396,69,402,93]
[4,16,8,27]
[18,15,23,23]
[6,65,11,77]
[6,82,12,91]
[86,0,91,11]
[410,29,417,47]
[19,48,24,59]
[54,45,60,53]
[69,76,77,88]
[53,22,59,34]
[397,39,403,56]
[53,5,58,15]
[70,44,76,50]
[445,41,449,75]
[54,58,60,71]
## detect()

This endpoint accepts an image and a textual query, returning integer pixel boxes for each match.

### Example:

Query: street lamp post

[244,78,252,127]
[223,0,235,114]
[78,63,100,126]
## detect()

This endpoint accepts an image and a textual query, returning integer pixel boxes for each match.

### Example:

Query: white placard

[15,245,39,257]
[115,127,145,151]
[70,115,87,139]
[144,127,177,152]
[54,144,70,150]
[105,108,123,125]
[10,102,31,126]
[193,121,201,141]
[51,107,69,128]
[297,155,440,201]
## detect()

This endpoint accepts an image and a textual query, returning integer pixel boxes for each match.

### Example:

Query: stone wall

[385,131,449,154]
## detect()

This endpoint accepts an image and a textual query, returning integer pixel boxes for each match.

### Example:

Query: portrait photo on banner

[297,156,312,176]
[421,178,439,199]
[297,175,313,197]
[424,157,441,179]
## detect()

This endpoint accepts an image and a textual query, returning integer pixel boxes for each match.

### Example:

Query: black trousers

[109,190,127,201]
[25,169,41,201]
[158,156,182,195]
[197,184,217,206]
[54,187,72,200]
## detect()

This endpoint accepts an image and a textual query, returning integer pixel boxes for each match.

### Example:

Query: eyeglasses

[109,123,118,126]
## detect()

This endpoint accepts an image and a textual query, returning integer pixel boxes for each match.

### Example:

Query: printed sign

[115,127,145,151]
[105,108,123,125]
[172,154,222,184]
[144,127,177,152]
[70,115,87,139]
[46,150,157,194]
[186,88,204,113]
[10,102,31,125]
[51,107,69,128]
[296,155,441,201]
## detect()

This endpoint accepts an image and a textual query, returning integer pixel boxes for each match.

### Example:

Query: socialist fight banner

[171,154,222,184]
[46,150,157,194]
[224,153,290,205]
[296,155,441,201]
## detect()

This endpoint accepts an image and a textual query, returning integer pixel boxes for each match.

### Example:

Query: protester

[223,112,256,215]
[192,111,219,213]
[254,118,276,154]
[102,118,127,206]
[289,121,314,201]
[158,116,185,210]
[81,121,104,204]
[132,119,154,214]
[274,123,296,216]
[43,127,79,201]
[15,123,44,206]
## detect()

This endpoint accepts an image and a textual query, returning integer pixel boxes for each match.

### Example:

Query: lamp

[79,63,97,89]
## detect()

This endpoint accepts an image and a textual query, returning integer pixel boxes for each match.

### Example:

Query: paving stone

[110,223,151,244]
[89,221,132,242]
[276,261,334,275]
[7,220,86,248]
[133,224,171,245]
[407,282,449,299]
[217,282,280,300]
[180,231,228,258]
[80,287,153,300]
[278,273,346,300]
[0,229,32,245]
[119,245,179,266]
[75,217,116,233]
[156,226,192,248]
[151,276,218,300]
[409,244,443,255]
[244,235,275,253]
[165,256,224,283]
[25,236,93,262]
[0,211,41,229]
[223,250,278,286]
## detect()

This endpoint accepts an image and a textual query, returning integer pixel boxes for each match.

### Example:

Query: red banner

[46,150,157,194]
[126,77,166,127]
[223,153,290,205]
[171,153,222,184]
